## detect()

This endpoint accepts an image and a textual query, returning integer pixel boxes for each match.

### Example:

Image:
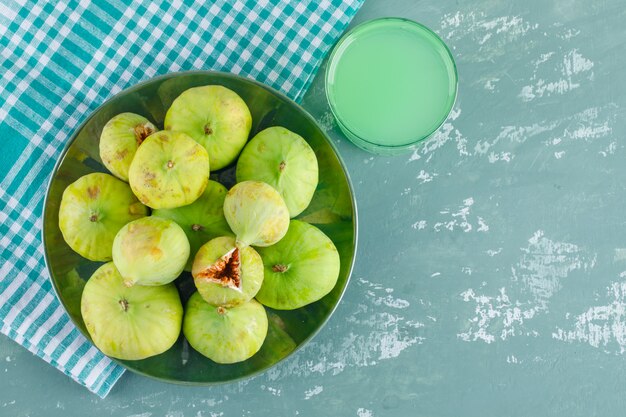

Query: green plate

[42,71,357,384]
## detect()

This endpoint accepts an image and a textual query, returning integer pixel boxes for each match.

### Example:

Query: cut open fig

[191,236,263,307]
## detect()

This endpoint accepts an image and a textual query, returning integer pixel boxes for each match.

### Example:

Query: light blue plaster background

[3,0,626,415]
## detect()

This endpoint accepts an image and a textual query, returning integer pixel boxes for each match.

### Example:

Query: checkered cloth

[0,0,363,398]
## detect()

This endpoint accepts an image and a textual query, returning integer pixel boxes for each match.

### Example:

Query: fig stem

[272,264,288,273]
[235,239,249,249]
[119,298,129,312]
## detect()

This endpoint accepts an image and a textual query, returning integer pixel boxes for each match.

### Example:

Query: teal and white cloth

[0,0,363,398]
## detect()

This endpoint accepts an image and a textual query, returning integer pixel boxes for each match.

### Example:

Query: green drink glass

[325,18,458,155]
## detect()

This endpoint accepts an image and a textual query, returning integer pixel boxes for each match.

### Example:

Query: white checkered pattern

[0,0,363,397]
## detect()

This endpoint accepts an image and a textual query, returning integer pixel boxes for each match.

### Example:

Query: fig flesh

[191,236,263,307]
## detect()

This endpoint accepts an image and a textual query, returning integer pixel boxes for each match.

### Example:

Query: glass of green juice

[325,18,458,155]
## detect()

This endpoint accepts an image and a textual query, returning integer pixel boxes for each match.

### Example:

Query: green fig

[99,112,157,181]
[223,181,290,247]
[59,173,148,261]
[152,180,232,270]
[112,217,190,286]
[183,292,268,364]
[164,85,252,170]
[236,127,318,217]
[256,220,340,310]
[81,262,183,360]
[128,131,210,209]
[191,236,263,307]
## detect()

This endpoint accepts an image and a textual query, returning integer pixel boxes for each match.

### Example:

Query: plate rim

[41,70,359,385]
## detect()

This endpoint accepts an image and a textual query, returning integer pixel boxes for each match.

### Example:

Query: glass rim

[325,17,459,150]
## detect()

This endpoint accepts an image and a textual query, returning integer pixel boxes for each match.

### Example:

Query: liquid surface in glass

[327,19,457,147]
